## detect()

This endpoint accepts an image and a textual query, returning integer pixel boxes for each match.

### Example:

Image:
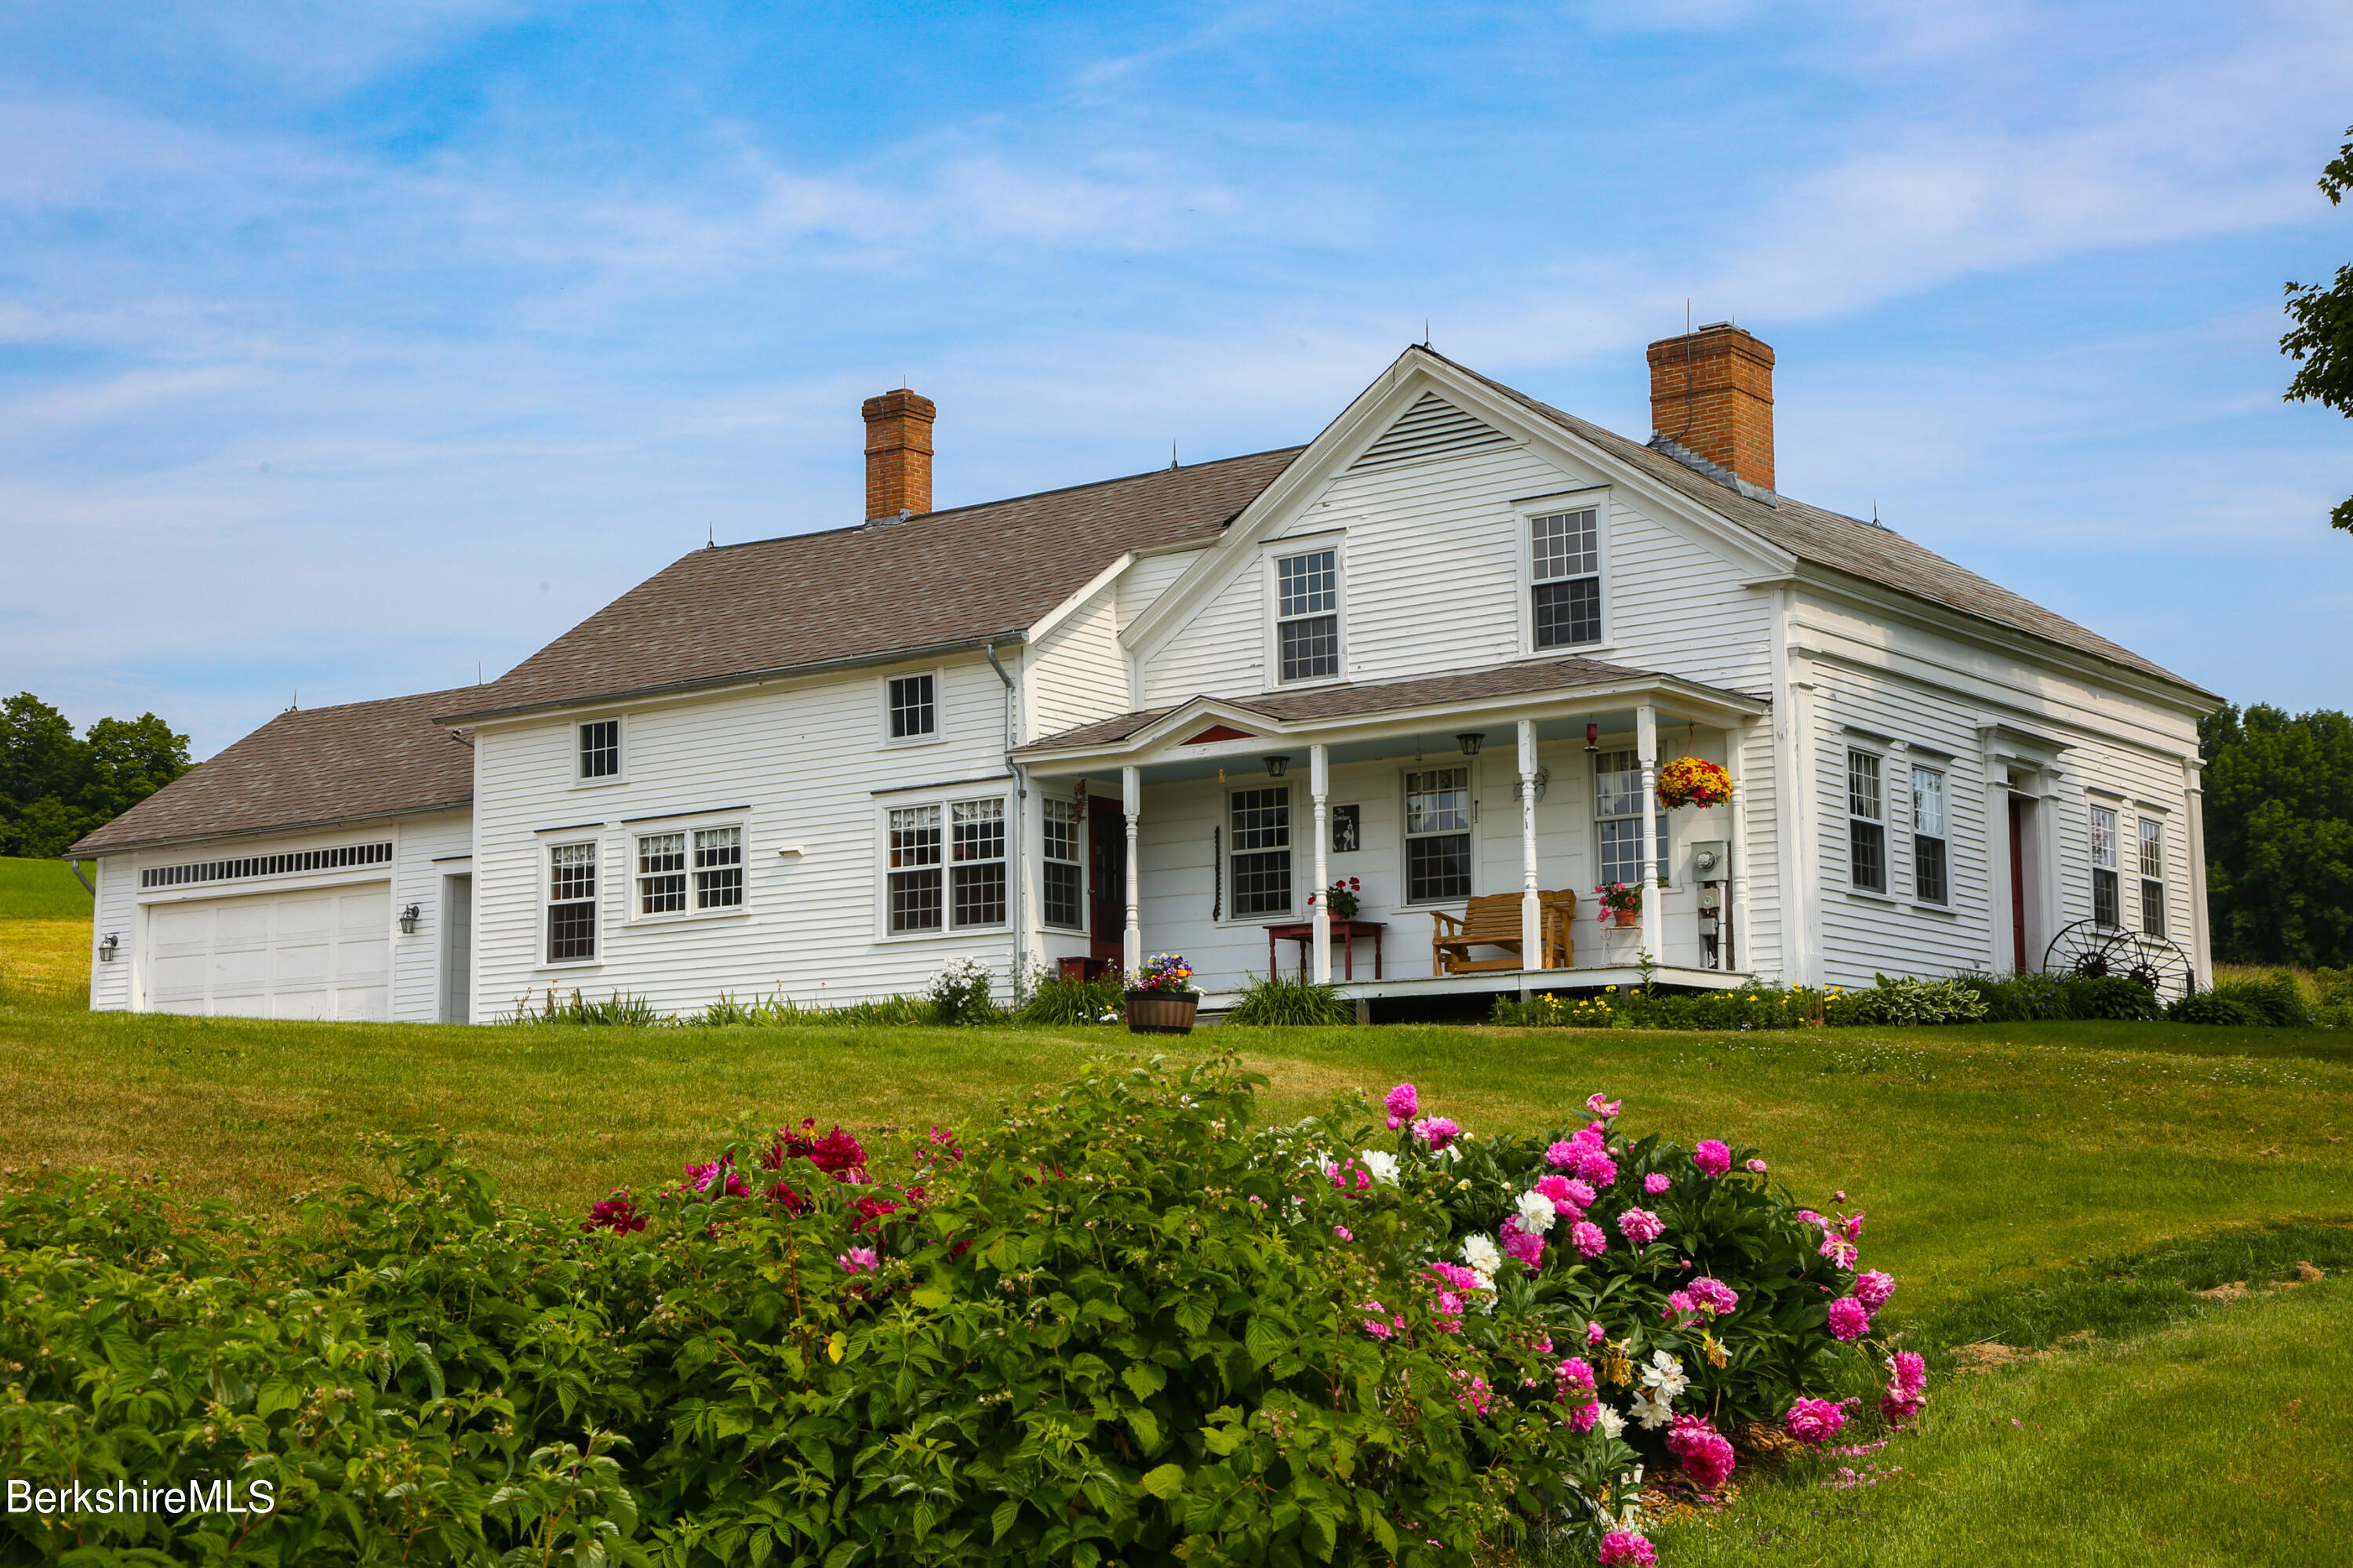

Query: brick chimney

[1646,324,1775,493]
[861,388,935,521]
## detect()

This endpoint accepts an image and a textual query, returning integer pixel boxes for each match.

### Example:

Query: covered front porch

[1010,658,1773,1001]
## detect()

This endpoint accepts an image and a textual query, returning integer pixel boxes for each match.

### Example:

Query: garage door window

[548,842,598,962]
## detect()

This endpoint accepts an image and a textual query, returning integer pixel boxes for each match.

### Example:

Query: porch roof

[1013,656,1766,761]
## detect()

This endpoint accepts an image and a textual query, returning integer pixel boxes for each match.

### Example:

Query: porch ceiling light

[1263,755,1291,777]
[1457,732,1486,756]
[399,903,421,935]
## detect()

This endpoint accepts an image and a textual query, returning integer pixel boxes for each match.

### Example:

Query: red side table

[1263,919,1386,980]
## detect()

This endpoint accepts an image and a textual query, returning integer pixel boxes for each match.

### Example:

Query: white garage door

[145,883,391,1021]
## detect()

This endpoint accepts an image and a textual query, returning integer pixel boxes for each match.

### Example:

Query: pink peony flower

[1428,1261,1481,1292]
[1854,1270,1897,1312]
[1326,1161,1371,1194]
[1660,1290,1697,1322]
[1643,1172,1671,1195]
[1795,1209,1824,1228]
[1534,1173,1577,1206]
[581,1191,646,1234]
[1827,1297,1871,1341]
[838,1246,879,1274]
[1412,1115,1461,1151]
[1693,1139,1733,1177]
[1888,1351,1927,1398]
[1433,1290,1465,1332]
[1688,1277,1739,1315]
[1820,1231,1859,1269]
[1617,1206,1664,1246]
[1500,1221,1544,1268]
[1544,1139,1579,1170]
[1561,1177,1597,1210]
[1667,1415,1737,1490]
[1571,1221,1608,1258]
[1586,1092,1623,1118]
[1747,1158,1769,1173]
[1556,1356,1598,1395]
[1333,1225,1353,1242]
[1569,1399,1601,1433]
[1384,1082,1419,1130]
[1842,1211,1867,1241]
[1453,1371,1493,1416]
[1586,1319,1607,1345]
[1784,1396,1849,1447]
[1360,1300,1399,1339]
[1577,1151,1620,1188]
[1598,1530,1657,1566]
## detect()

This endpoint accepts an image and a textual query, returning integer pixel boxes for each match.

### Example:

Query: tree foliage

[2281,123,2353,533]
[2198,702,2353,968]
[0,692,191,859]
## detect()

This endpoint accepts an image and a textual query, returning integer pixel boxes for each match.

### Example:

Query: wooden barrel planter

[1126,990,1200,1035]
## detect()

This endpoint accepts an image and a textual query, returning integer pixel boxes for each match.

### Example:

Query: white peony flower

[1358,1149,1401,1186]
[1629,1388,1676,1429]
[1460,1234,1503,1274]
[1638,1349,1689,1399]
[1595,1404,1627,1439]
[1515,1188,1558,1233]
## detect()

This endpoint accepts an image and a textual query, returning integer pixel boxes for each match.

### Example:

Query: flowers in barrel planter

[1307,875,1363,919]
[1129,951,1197,992]
[1655,755,1734,809]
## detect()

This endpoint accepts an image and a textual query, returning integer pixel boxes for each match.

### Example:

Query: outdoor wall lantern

[398,904,421,935]
[97,932,119,962]
[1457,732,1486,756]
[1263,755,1291,778]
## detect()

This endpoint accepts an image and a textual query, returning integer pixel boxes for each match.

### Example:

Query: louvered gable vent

[1347,391,1511,472]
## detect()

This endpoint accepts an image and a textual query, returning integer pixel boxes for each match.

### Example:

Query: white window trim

[1260,533,1348,689]
[872,791,1010,941]
[1515,492,1613,656]
[1399,762,1478,908]
[2089,802,2122,929]
[570,712,628,788]
[1909,762,1949,907]
[1221,781,1300,923]
[881,667,947,748]
[540,837,604,970]
[1843,744,1889,897]
[626,820,751,926]
[1040,794,1086,932]
[2134,816,2167,937]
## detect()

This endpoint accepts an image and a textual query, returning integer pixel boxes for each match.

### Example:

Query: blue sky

[3,0,2350,756]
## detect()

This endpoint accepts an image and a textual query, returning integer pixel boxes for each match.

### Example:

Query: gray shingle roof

[1016,656,1747,753]
[436,446,1305,724]
[69,689,477,856]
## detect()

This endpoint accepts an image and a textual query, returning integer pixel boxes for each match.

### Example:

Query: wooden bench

[1431,890,1575,975]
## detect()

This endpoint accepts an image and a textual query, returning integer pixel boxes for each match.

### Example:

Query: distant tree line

[2199,703,2353,970]
[0,693,192,860]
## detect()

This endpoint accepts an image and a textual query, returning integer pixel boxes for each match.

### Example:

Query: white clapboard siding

[389,811,475,1022]
[1027,585,1129,741]
[1119,548,1200,634]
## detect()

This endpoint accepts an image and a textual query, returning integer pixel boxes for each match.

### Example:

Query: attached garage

[145,883,393,1020]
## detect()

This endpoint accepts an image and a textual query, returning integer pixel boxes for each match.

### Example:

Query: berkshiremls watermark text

[7,1477,277,1517]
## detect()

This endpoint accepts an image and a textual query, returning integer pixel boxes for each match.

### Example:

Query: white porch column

[2184,756,2213,991]
[1728,720,1751,973]
[1635,704,1659,965]
[1122,765,1142,974]
[1518,719,1543,969]
[1310,745,1332,984]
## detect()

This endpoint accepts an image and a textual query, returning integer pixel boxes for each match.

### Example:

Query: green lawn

[0,854,93,919]
[1,947,2348,1560]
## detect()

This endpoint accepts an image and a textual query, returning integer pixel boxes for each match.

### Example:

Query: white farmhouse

[73,329,2218,1021]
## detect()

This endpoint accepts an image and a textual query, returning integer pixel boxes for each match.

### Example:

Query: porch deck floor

[1198,962,1751,1010]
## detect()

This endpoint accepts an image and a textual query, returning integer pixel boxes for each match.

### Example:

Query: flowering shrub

[927,955,1002,1024]
[1823,974,1988,1026]
[1491,981,1828,1031]
[1653,756,1733,810]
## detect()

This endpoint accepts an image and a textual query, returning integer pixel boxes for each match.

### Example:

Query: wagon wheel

[2042,919,2122,982]
[2101,930,2194,1000]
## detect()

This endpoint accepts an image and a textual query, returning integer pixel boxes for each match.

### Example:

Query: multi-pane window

[888,806,943,932]
[547,842,598,961]
[2137,818,2166,937]
[2090,806,2119,927]
[888,675,936,740]
[1847,751,1886,893]
[1594,750,1666,888]
[578,720,620,780]
[1911,766,1947,906]
[695,826,744,909]
[1531,508,1602,648]
[636,832,687,915]
[1042,799,1083,929]
[1230,787,1293,915]
[1404,767,1474,903]
[951,799,1007,927]
[1275,550,1340,682]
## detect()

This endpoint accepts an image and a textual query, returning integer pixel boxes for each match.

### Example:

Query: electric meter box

[1688,840,1729,882]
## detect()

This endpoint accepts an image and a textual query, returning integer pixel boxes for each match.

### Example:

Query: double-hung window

[547,842,598,962]
[1230,787,1293,915]
[1403,767,1473,903]
[1275,550,1340,682]
[951,799,1007,926]
[2089,806,2119,927]
[1595,750,1666,888]
[636,833,687,914]
[1911,766,1947,905]
[1531,508,1602,648]
[635,825,744,915]
[1847,751,1886,893]
[2137,818,2166,937]
[887,806,943,932]
[695,826,744,908]
[888,675,936,740]
[1042,799,1083,929]
[578,720,620,780]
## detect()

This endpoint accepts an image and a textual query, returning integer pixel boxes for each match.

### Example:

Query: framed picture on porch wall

[1331,805,1361,853]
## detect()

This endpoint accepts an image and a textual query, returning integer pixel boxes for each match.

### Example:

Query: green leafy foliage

[2169,971,2315,1028]
[1014,968,1126,1026]
[2282,122,2353,533]
[1823,976,1989,1027]
[0,693,192,859]
[1492,982,1827,1031]
[2199,702,2353,968]
[1224,972,1358,1026]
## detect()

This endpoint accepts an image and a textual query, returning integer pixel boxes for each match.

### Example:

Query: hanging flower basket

[1656,756,1734,810]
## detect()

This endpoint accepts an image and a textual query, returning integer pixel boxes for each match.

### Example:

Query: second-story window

[2090,806,2119,927]
[1275,549,1340,682]
[578,719,620,780]
[1846,750,1886,893]
[2137,817,2165,937]
[1531,508,1602,648]
[888,674,936,740]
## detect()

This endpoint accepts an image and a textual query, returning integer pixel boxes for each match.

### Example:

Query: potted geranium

[1126,953,1202,1035]
[1657,755,1734,809]
[1307,876,1363,919]
[1595,882,1642,927]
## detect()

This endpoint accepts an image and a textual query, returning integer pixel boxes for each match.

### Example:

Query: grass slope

[0,856,93,919]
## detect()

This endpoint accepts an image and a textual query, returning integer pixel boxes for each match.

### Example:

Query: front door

[1089,796,1126,963]
[2009,798,2028,973]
